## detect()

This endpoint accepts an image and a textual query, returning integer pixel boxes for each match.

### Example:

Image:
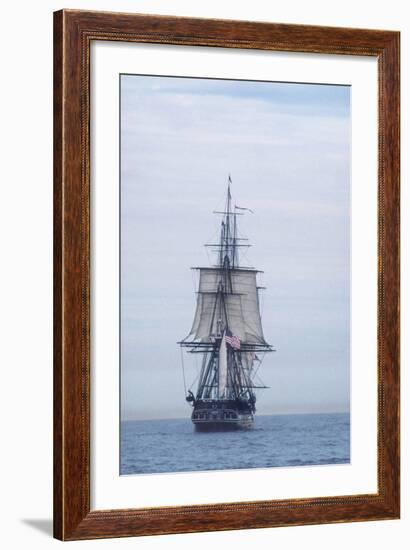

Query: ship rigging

[179,177,274,430]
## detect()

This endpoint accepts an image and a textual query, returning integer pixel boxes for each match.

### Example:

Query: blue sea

[120,413,350,475]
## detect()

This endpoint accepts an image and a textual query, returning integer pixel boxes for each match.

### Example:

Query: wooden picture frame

[53,9,400,541]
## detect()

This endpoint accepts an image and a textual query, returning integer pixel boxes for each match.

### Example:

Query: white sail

[185,268,220,341]
[184,268,266,344]
[198,268,220,293]
[218,331,228,397]
[189,293,219,340]
[230,270,265,344]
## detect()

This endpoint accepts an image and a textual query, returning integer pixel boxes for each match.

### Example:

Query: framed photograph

[54,9,400,540]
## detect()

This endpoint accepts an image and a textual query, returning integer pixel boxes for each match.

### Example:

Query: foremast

[180,177,273,408]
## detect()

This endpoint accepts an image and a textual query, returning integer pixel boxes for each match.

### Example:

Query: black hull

[191,399,254,431]
[194,419,253,432]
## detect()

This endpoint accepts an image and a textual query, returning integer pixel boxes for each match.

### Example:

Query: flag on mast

[235,205,254,214]
[225,331,241,350]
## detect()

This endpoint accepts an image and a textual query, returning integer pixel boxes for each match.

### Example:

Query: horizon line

[121,410,350,422]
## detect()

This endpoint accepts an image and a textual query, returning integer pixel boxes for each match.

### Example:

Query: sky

[120,74,351,420]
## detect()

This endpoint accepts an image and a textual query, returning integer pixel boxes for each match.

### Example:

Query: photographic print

[120,74,351,476]
[54,12,400,538]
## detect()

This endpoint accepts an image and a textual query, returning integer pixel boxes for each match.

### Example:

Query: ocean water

[120,413,350,475]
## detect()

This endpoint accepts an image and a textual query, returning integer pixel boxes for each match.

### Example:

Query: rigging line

[188,369,200,393]
[253,369,265,386]
[259,288,265,317]
[180,346,187,397]
[251,358,266,389]
[241,246,253,267]
[191,349,204,392]
[252,352,264,378]
[253,362,261,379]
[190,268,197,295]
[206,222,221,246]
[205,245,212,266]
[253,352,268,382]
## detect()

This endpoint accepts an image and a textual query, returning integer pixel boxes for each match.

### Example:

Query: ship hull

[191,399,254,431]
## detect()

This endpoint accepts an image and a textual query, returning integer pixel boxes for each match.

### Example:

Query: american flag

[225,332,241,350]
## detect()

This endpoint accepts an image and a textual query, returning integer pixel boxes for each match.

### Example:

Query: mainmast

[217,176,240,271]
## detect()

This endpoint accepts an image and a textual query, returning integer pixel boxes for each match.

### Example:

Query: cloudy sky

[120,74,351,420]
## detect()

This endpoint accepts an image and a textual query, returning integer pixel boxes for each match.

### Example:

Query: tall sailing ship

[179,178,273,431]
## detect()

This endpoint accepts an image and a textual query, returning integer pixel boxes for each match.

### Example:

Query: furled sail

[218,330,228,398]
[184,267,266,344]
